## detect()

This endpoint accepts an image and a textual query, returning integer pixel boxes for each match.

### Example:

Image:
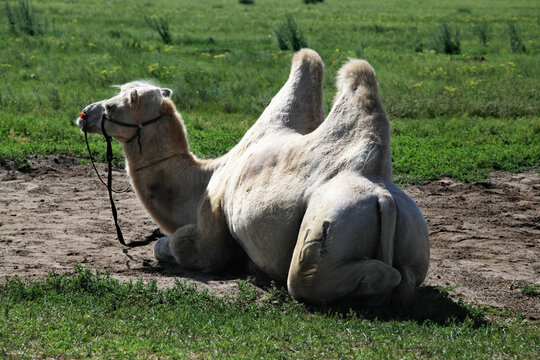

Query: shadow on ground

[323,286,489,327]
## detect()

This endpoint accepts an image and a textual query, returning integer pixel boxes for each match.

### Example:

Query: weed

[507,21,526,53]
[234,277,259,307]
[517,284,540,296]
[437,284,459,292]
[274,15,308,51]
[109,30,121,38]
[429,22,461,54]
[303,0,324,3]
[144,15,172,44]
[238,0,255,4]
[371,23,387,33]
[4,0,44,36]
[473,20,491,46]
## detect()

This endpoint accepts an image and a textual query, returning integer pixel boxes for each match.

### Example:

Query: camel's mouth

[76,115,92,132]
[76,115,103,135]
[76,102,105,134]
[76,114,87,130]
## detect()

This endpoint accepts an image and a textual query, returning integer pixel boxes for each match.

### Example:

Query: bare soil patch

[1,156,538,319]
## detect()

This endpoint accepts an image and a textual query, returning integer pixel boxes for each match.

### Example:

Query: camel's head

[77,81,173,143]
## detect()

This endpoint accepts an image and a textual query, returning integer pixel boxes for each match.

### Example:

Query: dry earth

[1,155,538,319]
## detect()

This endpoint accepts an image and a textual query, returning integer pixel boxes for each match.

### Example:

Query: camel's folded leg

[286,182,401,305]
[155,196,238,272]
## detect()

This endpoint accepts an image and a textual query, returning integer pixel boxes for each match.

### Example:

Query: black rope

[100,118,155,248]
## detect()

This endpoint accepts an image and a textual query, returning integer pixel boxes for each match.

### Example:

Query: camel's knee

[168,224,236,272]
[169,224,201,270]
[287,234,331,303]
[153,236,175,263]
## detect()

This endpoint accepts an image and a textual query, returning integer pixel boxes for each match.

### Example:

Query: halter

[103,111,165,155]
[80,105,166,248]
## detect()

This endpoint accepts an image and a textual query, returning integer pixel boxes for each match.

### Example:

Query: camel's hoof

[153,236,175,263]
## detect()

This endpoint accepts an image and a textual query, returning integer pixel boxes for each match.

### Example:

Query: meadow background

[0,0,538,183]
[1,0,539,358]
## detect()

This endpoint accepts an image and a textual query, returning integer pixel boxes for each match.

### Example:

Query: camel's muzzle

[76,102,104,133]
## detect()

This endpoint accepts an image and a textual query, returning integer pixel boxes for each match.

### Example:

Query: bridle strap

[103,113,165,153]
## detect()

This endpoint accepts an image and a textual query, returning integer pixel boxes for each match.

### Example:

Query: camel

[77,49,429,305]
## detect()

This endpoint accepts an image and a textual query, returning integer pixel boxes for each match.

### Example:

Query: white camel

[77,49,429,305]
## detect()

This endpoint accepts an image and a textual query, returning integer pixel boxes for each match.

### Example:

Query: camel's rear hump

[315,59,391,178]
[334,59,385,118]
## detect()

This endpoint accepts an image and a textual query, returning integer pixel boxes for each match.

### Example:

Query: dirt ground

[1,155,538,319]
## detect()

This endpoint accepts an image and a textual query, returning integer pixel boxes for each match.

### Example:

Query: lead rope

[81,113,154,248]
[102,119,127,246]
[83,127,131,194]
[101,120,155,248]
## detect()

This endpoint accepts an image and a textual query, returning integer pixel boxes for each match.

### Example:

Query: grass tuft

[516,284,540,296]
[429,22,461,54]
[507,21,526,53]
[473,19,492,46]
[144,15,172,44]
[4,0,44,36]
[274,15,308,51]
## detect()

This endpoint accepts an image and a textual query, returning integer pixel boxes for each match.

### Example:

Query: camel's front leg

[154,196,238,272]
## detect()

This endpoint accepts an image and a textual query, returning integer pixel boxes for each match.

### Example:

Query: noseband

[80,108,165,248]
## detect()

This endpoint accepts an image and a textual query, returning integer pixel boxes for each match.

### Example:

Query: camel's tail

[376,187,397,267]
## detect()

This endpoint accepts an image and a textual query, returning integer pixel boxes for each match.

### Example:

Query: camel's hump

[336,59,377,93]
[292,49,323,70]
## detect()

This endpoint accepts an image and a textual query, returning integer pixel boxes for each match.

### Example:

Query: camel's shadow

[322,286,488,327]
[249,275,488,327]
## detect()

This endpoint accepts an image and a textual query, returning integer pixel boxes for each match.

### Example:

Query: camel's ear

[129,89,139,109]
[161,88,173,98]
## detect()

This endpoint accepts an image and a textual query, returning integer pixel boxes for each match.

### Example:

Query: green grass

[0,0,539,182]
[517,284,540,296]
[1,267,538,359]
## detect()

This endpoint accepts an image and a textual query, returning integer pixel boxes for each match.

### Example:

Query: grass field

[1,0,538,182]
[1,0,539,357]
[1,267,538,359]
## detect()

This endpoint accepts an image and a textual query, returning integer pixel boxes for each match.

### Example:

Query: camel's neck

[121,112,220,235]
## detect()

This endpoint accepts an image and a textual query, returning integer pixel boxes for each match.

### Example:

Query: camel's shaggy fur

[78,49,429,306]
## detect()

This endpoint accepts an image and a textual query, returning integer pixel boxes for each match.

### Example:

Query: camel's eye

[105,104,117,112]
